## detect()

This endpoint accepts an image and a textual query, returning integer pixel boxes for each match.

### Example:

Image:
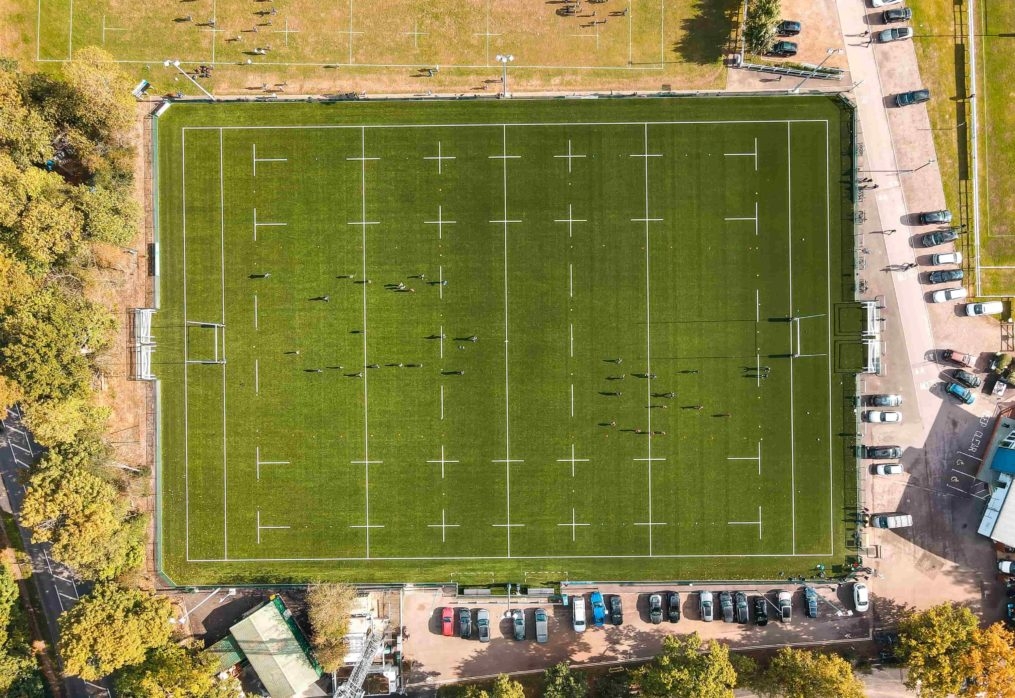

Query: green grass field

[154,96,858,585]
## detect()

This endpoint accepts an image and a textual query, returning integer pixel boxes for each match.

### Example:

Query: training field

[154,97,858,585]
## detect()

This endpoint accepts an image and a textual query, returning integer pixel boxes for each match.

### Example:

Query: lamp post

[858,158,936,175]
[495,54,514,98]
[163,60,216,100]
[791,48,843,93]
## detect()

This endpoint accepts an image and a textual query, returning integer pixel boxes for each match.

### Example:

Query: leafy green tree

[957,623,1015,697]
[632,633,737,698]
[59,584,172,680]
[19,463,143,580]
[897,603,979,698]
[59,47,135,145]
[21,397,109,449]
[0,564,40,694]
[114,640,235,698]
[543,662,586,698]
[744,0,781,54]
[306,583,357,672]
[75,184,141,247]
[754,647,865,698]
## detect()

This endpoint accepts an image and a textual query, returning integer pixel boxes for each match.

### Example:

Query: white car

[932,287,967,303]
[871,0,903,6]
[966,301,1005,317]
[864,410,902,423]
[853,583,870,613]
[931,251,963,265]
[875,463,904,475]
[1001,560,1015,575]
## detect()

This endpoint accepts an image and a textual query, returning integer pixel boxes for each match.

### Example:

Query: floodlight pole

[164,59,216,100]
[790,48,843,94]
[495,54,514,98]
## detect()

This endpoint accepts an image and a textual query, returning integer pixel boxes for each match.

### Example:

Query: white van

[966,301,1005,317]
[870,513,913,529]
[571,594,587,632]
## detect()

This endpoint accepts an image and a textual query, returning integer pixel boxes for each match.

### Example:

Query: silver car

[699,591,714,622]
[476,608,491,643]
[534,607,549,644]
[879,27,914,42]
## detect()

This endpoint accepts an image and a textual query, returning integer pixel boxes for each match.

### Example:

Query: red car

[441,607,455,636]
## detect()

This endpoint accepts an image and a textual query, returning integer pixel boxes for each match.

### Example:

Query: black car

[734,592,749,624]
[921,228,960,247]
[920,209,953,225]
[610,595,623,625]
[754,596,769,626]
[1006,601,1015,628]
[719,592,734,623]
[884,7,913,22]
[928,269,963,284]
[458,608,472,639]
[865,444,903,459]
[895,88,929,107]
[668,592,681,622]
[769,41,798,57]
[776,20,802,36]
[953,369,982,388]
[648,594,663,624]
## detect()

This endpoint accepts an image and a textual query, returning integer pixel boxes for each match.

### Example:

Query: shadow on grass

[673,0,742,65]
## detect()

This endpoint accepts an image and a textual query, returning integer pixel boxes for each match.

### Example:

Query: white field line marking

[439,325,444,359]
[755,137,759,171]
[440,384,445,420]
[428,509,459,543]
[405,21,427,49]
[569,263,574,298]
[627,1,633,64]
[252,142,288,177]
[500,123,515,556]
[723,138,759,171]
[425,205,455,239]
[252,207,287,241]
[254,359,259,395]
[253,294,258,330]
[423,141,455,174]
[640,122,660,555]
[554,139,586,173]
[755,289,760,323]
[570,383,574,417]
[255,446,290,480]
[475,5,501,65]
[556,444,589,478]
[357,126,375,555]
[571,21,602,50]
[439,265,444,300]
[569,322,574,357]
[727,442,762,476]
[189,551,838,562]
[824,120,834,555]
[182,129,191,560]
[658,0,664,64]
[427,445,458,479]
[219,128,228,559]
[272,17,300,48]
[67,0,73,58]
[727,506,763,540]
[184,119,830,133]
[756,352,761,388]
[787,121,796,555]
[35,0,40,61]
[558,508,590,542]
[554,203,586,238]
[256,509,291,545]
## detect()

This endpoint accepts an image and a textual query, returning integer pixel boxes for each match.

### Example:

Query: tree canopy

[114,640,241,698]
[632,633,737,698]
[744,0,780,54]
[306,583,358,672]
[897,603,979,698]
[543,661,587,698]
[958,623,1015,698]
[753,647,865,698]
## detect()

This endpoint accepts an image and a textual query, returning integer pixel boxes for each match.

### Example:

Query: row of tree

[743,0,782,55]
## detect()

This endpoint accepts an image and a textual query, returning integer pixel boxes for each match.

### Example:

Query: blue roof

[993,448,1015,475]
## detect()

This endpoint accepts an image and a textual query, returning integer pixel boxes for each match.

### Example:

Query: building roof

[207,634,245,675]
[229,597,323,698]
[979,474,1015,546]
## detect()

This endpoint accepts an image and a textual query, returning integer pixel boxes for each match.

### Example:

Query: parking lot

[403,583,870,689]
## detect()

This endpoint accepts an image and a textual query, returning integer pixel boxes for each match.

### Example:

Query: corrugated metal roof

[230,601,321,698]
[207,634,245,674]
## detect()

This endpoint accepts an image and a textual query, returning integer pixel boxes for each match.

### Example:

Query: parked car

[700,591,714,622]
[441,607,455,636]
[879,26,914,42]
[754,596,769,626]
[572,595,587,632]
[875,463,905,475]
[777,590,792,621]
[933,287,968,303]
[928,269,964,284]
[805,587,819,618]
[534,608,549,643]
[720,592,734,623]
[1006,601,1015,628]
[871,513,913,529]
[590,591,607,627]
[1000,560,1015,574]
[953,369,982,388]
[735,592,750,624]
[869,393,902,407]
[477,608,491,643]
[942,349,975,367]
[872,0,903,6]
[945,381,975,404]
[769,41,798,57]
[458,607,472,639]
[649,594,663,624]
[919,209,953,225]
[921,228,959,247]
[932,251,963,265]
[610,595,623,625]
[668,592,681,622]
[512,609,525,640]
[776,20,802,36]
[854,583,870,613]
[865,410,902,423]
[864,444,903,459]
[884,7,914,22]
[895,87,928,106]
[966,301,1005,317]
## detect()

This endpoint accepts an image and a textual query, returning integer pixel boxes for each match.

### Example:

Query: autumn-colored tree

[958,623,1015,698]
[60,584,172,681]
[75,185,141,247]
[114,640,241,698]
[754,647,865,698]
[59,47,135,146]
[898,603,979,698]
[0,64,54,167]
[0,564,40,693]
[306,583,358,672]
[632,633,737,698]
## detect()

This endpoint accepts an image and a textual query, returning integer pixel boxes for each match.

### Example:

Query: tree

[0,66,54,168]
[958,623,1015,697]
[306,583,357,672]
[21,396,109,448]
[897,603,979,698]
[754,647,865,698]
[114,640,238,698]
[59,584,172,680]
[0,564,40,694]
[19,463,144,581]
[632,633,737,698]
[543,661,587,698]
[744,0,781,54]
[58,48,135,146]
[75,184,141,247]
